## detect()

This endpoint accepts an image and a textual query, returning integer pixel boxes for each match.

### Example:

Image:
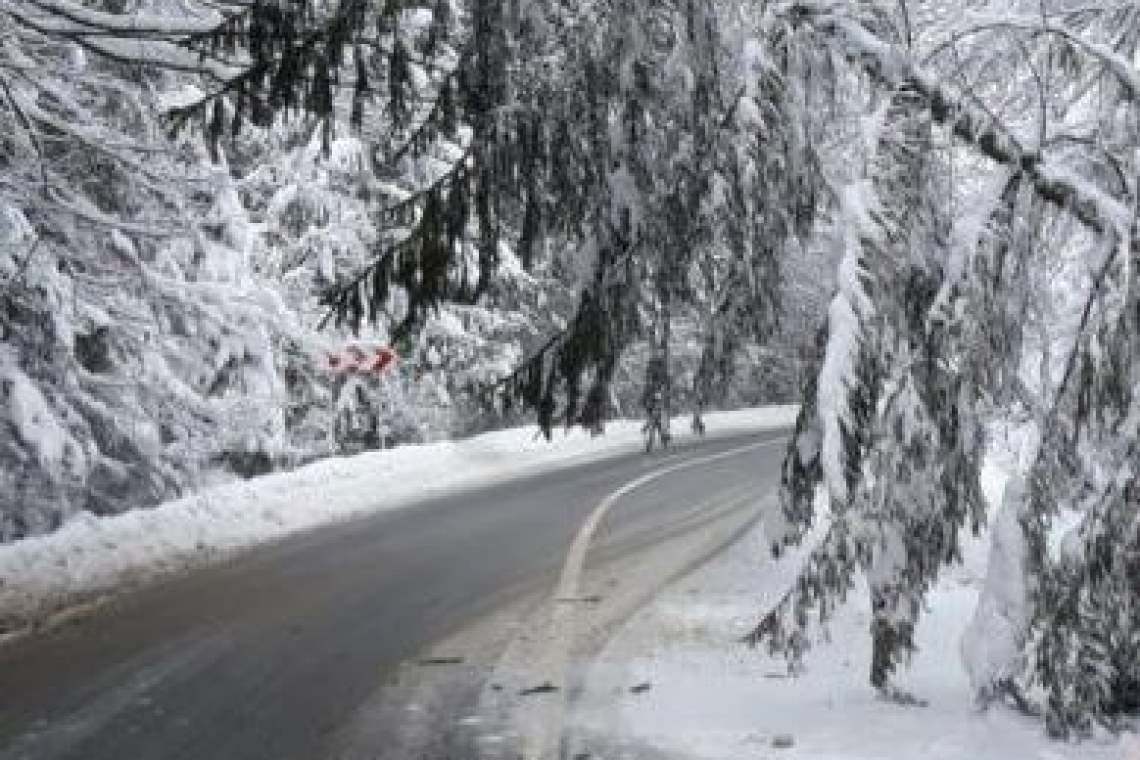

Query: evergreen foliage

[7,0,1140,739]
[126,0,825,439]
[0,0,551,538]
[746,0,1140,736]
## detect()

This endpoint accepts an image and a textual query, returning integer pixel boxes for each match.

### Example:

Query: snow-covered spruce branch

[1018,183,1138,562]
[1007,196,1135,554]
[12,0,229,37]
[376,141,474,222]
[760,1,1135,552]
[4,2,244,81]
[485,231,647,398]
[11,90,191,213]
[803,6,1128,238]
[746,4,1140,729]
[923,17,1140,105]
[757,0,1136,589]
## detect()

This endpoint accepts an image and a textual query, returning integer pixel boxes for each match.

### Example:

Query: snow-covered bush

[0,0,555,540]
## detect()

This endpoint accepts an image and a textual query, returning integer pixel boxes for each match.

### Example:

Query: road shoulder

[564,515,1135,760]
[480,487,765,759]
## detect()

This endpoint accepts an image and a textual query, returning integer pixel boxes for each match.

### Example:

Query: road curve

[0,428,788,760]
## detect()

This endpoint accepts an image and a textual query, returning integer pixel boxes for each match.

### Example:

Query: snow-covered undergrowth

[0,124,539,543]
[0,405,796,636]
[0,9,570,543]
[571,442,1140,760]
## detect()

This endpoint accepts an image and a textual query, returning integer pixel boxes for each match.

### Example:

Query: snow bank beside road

[569,443,1137,760]
[0,406,796,636]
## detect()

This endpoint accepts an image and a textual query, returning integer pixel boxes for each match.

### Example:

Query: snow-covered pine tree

[749,0,1140,735]
[1020,171,1140,738]
[0,0,254,536]
[176,0,824,439]
[45,0,823,440]
[483,0,830,438]
[748,62,987,692]
[1,0,553,537]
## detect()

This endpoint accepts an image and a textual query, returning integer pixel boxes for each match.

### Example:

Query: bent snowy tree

[754,0,1140,737]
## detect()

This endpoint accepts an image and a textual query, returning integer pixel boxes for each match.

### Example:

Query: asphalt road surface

[0,428,788,760]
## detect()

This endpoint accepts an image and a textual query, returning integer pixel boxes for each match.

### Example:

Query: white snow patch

[961,474,1029,694]
[816,182,875,506]
[0,349,84,476]
[571,444,1136,760]
[0,406,796,632]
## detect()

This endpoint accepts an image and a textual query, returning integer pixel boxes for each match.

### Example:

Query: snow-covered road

[0,411,793,760]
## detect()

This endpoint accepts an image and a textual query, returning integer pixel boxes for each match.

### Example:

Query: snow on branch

[12,0,228,37]
[815,183,875,508]
[4,2,245,82]
[805,6,1130,238]
[925,15,1140,105]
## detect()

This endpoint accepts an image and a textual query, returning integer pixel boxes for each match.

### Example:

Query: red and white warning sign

[324,344,398,377]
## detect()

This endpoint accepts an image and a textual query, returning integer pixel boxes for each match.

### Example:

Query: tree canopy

[4,0,1139,738]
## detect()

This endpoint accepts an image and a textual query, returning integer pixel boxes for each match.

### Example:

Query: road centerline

[523,435,786,760]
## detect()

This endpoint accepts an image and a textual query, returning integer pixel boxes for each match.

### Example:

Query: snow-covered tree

[12,0,1136,738]
[747,0,1140,736]
[0,0,556,538]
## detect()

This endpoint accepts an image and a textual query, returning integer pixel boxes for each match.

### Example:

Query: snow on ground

[570,448,1140,760]
[0,405,797,636]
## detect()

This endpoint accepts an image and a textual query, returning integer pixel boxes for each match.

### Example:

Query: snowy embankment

[0,406,797,638]
[570,442,1140,760]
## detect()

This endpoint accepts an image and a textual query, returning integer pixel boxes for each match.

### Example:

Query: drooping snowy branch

[751,2,1140,730]
[811,7,1129,237]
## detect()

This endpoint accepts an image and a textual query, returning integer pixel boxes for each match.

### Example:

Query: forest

[1,0,1138,739]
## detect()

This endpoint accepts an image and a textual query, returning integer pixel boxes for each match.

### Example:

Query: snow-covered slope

[570,446,1139,760]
